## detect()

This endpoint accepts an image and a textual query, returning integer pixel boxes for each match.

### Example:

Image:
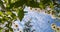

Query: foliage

[0,0,60,32]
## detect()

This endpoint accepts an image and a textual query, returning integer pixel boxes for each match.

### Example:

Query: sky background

[11,7,60,32]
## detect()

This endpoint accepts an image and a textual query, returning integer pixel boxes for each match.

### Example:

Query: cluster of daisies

[51,23,60,32]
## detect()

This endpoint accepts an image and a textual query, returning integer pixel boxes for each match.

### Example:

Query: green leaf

[0,0,3,5]
[9,0,25,9]
[0,29,2,32]
[50,2,54,9]
[0,11,3,16]
[26,0,39,8]
[39,2,45,9]
[0,18,3,23]
[11,0,18,3]
[6,11,12,15]
[11,13,16,20]
[18,8,24,21]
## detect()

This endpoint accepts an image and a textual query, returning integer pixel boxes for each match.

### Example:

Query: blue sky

[12,7,60,32]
